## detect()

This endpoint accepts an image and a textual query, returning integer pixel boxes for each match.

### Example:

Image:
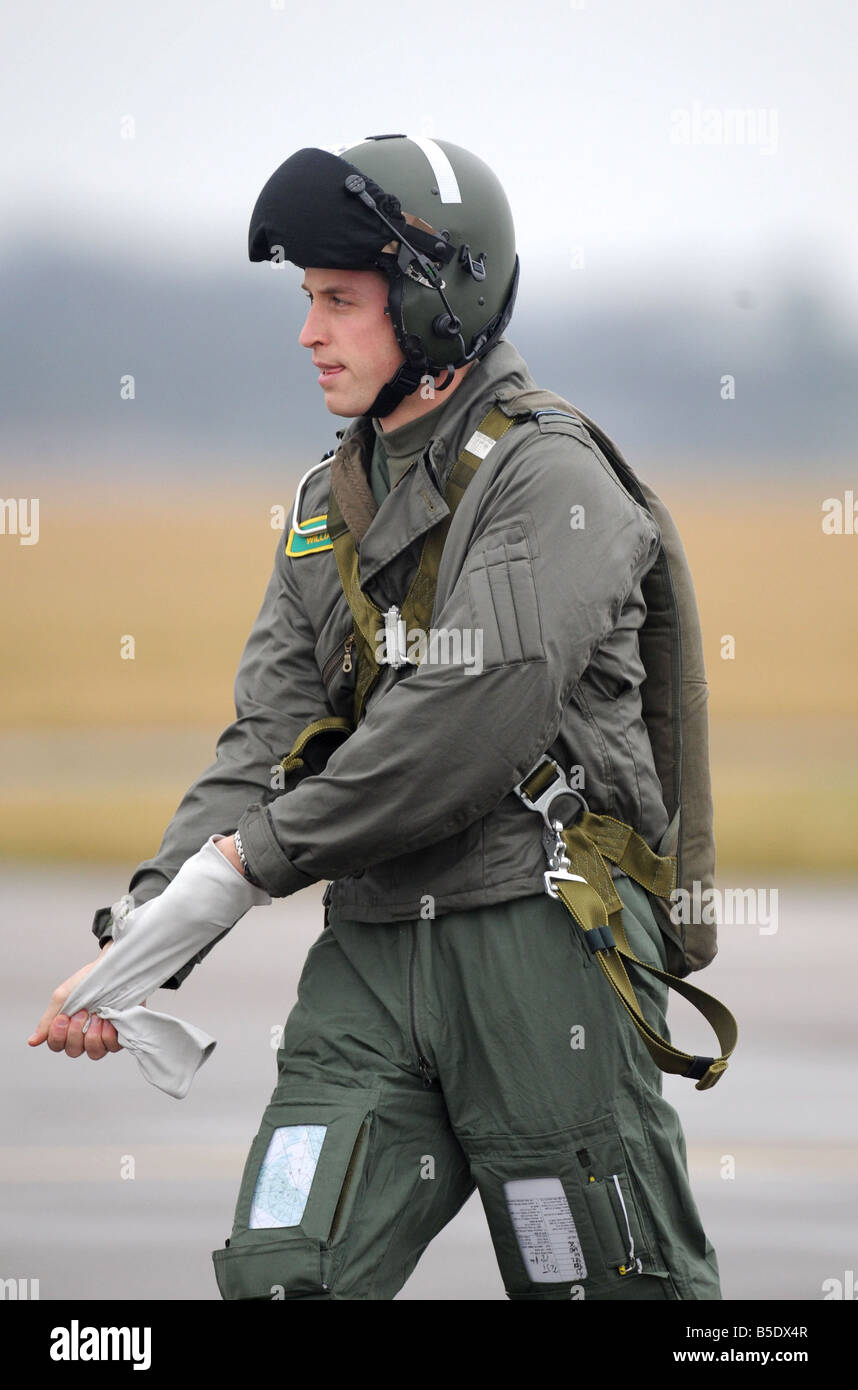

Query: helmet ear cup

[385,271,425,366]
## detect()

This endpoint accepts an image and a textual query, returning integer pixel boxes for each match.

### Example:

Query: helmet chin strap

[366,358,424,420]
[367,359,455,421]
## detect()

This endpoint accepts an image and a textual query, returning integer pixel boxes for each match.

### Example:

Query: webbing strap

[578,811,677,899]
[328,404,519,726]
[554,823,737,1090]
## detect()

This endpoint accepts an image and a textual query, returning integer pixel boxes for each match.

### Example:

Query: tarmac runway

[3,866,856,1301]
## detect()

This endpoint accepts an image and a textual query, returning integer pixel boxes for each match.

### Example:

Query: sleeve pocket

[467,530,545,670]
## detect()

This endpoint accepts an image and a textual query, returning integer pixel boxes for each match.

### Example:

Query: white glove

[63,835,271,1099]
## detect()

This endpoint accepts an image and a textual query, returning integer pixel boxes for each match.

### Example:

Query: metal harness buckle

[514,756,588,829]
[542,841,587,900]
[513,757,590,899]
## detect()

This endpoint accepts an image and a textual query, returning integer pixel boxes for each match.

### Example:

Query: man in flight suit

[34,134,722,1300]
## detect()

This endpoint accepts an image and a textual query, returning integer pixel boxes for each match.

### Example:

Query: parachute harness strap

[327,404,518,727]
[515,756,737,1090]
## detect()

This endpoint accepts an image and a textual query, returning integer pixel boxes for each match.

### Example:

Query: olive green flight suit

[210,416,721,1302]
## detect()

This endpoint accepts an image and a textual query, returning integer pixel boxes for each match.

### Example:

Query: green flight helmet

[336,134,519,396]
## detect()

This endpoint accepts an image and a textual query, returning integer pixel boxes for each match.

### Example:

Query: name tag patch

[286,515,333,557]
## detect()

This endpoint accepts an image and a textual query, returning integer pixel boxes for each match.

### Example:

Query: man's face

[298,267,405,417]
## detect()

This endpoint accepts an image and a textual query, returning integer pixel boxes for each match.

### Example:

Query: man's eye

[302,292,349,307]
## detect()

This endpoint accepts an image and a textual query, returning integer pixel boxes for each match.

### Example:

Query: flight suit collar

[332,338,536,589]
[422,337,537,492]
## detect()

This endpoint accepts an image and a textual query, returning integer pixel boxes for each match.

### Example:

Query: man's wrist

[214,831,262,888]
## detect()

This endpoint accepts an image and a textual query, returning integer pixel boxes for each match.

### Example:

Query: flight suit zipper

[408,930,433,1089]
[321,632,356,684]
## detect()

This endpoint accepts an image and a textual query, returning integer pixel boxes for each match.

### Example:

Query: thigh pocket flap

[212,1230,324,1301]
[213,1083,379,1299]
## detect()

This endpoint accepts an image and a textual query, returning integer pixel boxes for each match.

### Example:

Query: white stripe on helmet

[406,135,462,204]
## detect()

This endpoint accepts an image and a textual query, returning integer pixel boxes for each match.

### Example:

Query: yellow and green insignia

[285,515,333,557]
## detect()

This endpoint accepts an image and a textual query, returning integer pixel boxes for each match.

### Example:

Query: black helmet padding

[248,147,449,273]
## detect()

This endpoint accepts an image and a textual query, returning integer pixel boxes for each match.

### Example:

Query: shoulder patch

[285,514,333,557]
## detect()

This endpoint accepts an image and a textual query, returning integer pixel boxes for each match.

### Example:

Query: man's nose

[298,303,325,349]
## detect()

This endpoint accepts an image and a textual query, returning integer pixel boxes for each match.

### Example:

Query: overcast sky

[2,0,856,320]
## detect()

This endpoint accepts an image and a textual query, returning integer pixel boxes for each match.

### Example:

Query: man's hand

[28,943,146,1060]
[28,837,269,1094]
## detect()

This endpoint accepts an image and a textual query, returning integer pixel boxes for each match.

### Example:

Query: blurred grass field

[2,478,856,870]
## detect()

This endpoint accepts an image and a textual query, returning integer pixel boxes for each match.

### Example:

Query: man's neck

[376,361,474,432]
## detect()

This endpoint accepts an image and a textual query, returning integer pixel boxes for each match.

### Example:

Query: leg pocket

[464,1111,673,1300]
[212,1081,379,1300]
[583,1169,658,1278]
